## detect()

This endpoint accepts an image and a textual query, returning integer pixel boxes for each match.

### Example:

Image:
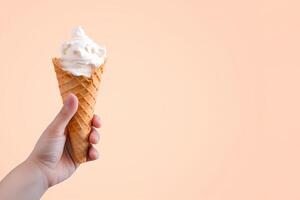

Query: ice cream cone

[52,57,104,164]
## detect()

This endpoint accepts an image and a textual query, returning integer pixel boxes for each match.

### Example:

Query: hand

[27,93,101,188]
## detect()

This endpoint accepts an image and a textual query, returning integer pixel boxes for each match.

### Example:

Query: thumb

[47,93,78,136]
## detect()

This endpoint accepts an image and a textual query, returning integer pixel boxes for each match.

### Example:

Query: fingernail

[64,94,72,109]
[96,115,101,122]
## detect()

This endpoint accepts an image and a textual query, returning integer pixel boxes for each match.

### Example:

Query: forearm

[0,160,48,200]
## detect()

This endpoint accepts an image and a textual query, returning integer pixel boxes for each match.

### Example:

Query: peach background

[1,0,300,199]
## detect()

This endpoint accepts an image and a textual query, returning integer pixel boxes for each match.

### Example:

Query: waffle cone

[52,58,104,164]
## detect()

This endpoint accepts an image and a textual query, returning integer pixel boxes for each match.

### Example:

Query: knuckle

[46,125,62,136]
[60,107,69,118]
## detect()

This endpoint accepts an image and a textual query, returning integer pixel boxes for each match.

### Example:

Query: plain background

[1,0,300,199]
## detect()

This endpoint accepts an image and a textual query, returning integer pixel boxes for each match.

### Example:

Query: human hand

[27,93,101,188]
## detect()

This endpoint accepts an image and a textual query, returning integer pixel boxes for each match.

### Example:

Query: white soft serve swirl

[60,27,107,77]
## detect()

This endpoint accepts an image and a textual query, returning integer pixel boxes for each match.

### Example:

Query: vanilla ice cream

[60,27,107,77]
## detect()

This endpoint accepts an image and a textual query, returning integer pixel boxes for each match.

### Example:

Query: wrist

[22,158,49,191]
[0,159,48,200]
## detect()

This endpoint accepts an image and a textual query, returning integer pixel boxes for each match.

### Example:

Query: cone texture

[52,58,104,163]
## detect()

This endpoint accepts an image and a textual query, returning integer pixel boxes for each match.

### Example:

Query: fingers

[92,115,101,128]
[47,94,78,136]
[87,126,100,162]
[87,146,99,161]
[89,115,100,145]
[89,127,100,144]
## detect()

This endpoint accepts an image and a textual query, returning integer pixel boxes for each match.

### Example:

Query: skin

[0,94,101,200]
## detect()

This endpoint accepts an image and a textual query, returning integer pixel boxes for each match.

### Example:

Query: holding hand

[29,93,101,187]
[0,94,101,200]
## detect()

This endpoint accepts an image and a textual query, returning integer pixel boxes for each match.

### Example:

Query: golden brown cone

[52,58,104,164]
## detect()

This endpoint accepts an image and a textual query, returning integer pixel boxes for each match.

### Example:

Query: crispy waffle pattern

[52,58,104,163]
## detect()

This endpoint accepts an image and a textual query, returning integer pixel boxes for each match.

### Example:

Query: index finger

[92,114,101,128]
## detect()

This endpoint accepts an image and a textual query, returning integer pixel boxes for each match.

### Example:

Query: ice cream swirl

[60,27,106,77]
